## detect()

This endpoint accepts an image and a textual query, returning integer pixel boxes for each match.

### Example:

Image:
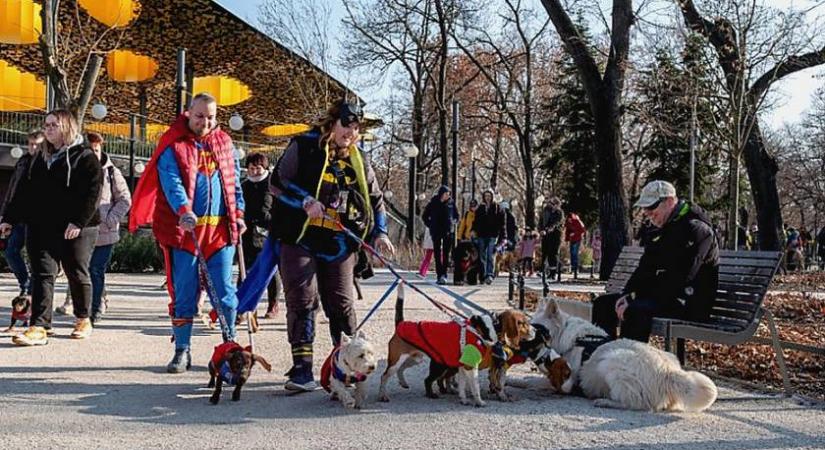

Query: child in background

[516,228,539,277]
[419,227,434,277]
[591,228,602,275]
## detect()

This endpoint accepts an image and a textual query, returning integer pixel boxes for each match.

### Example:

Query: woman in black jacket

[0,109,102,346]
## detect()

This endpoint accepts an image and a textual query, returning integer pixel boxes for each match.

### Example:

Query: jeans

[477,237,497,279]
[5,223,29,295]
[89,244,114,316]
[592,293,684,342]
[569,241,581,272]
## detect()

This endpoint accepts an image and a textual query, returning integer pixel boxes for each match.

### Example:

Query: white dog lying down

[532,297,718,412]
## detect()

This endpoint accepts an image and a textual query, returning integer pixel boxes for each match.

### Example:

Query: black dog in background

[453,241,480,285]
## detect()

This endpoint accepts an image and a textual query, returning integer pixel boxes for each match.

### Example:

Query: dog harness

[320,346,368,392]
[209,341,249,386]
[396,320,489,368]
[575,335,612,363]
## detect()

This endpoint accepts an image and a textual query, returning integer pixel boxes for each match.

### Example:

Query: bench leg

[664,322,672,353]
[763,308,793,396]
[676,338,685,365]
[508,272,514,304]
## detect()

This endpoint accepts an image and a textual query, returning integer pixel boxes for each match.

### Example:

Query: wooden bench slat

[718,273,773,285]
[718,266,776,276]
[718,257,783,268]
[709,306,757,322]
[718,283,768,295]
[712,298,760,313]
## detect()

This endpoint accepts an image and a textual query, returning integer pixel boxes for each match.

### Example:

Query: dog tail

[669,369,718,412]
[394,282,405,326]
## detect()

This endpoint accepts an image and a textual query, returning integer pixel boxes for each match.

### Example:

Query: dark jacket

[624,201,719,322]
[473,201,504,240]
[4,141,102,230]
[422,195,458,239]
[538,205,563,233]
[0,152,34,221]
[241,172,273,248]
[504,209,518,245]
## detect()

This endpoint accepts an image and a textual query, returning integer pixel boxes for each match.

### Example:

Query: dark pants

[280,242,356,347]
[541,230,562,274]
[432,233,452,279]
[27,225,98,327]
[5,223,29,295]
[591,292,684,343]
[89,244,114,316]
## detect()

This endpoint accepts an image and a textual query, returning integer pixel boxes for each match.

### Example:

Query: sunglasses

[644,199,663,211]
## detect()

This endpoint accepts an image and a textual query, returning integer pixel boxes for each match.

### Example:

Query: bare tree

[675,0,825,250]
[39,0,132,124]
[454,0,551,228]
[540,0,634,279]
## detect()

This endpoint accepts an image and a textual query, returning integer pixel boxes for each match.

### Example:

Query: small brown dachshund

[207,341,271,404]
[5,295,31,333]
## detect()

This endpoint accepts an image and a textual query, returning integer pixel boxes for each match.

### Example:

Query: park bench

[605,246,792,393]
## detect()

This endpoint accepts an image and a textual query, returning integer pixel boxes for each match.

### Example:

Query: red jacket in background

[565,213,586,243]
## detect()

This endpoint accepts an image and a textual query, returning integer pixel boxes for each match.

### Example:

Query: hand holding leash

[179,212,197,232]
[615,295,629,321]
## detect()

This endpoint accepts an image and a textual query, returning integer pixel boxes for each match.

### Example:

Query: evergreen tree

[633,36,719,206]
[536,21,598,227]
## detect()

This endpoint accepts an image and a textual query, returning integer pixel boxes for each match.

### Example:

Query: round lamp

[229,113,244,131]
[10,146,24,159]
[91,103,108,120]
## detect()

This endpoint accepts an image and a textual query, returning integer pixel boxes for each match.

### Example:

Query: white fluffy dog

[532,297,718,412]
[321,331,378,409]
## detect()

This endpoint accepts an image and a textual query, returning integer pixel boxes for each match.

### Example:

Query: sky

[216,0,825,129]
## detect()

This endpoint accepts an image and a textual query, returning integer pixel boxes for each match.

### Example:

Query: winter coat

[0,152,34,222]
[504,209,518,245]
[623,201,719,322]
[3,138,102,231]
[473,201,504,240]
[456,210,475,241]
[422,195,458,239]
[241,172,273,249]
[96,153,132,247]
[564,214,586,243]
[538,205,564,233]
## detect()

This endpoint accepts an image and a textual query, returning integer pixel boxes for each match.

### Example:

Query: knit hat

[437,185,451,196]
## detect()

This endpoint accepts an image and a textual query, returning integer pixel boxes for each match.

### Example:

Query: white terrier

[321,330,378,409]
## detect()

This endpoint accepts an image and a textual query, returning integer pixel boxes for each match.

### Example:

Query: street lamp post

[405,144,420,243]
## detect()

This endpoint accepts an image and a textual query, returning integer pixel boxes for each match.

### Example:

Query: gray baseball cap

[634,180,676,208]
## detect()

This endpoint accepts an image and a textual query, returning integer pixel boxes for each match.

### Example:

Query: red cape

[128,115,190,233]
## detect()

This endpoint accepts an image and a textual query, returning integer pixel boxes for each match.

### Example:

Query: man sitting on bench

[592,180,720,342]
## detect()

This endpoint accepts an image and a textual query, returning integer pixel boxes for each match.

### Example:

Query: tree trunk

[594,102,631,279]
[742,121,783,250]
[726,151,740,249]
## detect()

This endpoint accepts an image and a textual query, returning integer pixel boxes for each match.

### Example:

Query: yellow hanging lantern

[0,0,41,44]
[0,59,45,111]
[106,49,158,82]
[85,122,168,141]
[193,76,251,106]
[261,123,311,138]
[78,0,141,28]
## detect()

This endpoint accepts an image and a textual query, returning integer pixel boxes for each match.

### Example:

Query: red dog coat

[395,320,488,368]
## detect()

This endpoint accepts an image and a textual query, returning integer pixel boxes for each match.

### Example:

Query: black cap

[339,102,363,127]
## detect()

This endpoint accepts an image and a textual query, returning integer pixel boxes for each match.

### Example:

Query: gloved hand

[179,211,197,232]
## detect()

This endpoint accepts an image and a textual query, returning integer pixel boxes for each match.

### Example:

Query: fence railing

[0,111,281,162]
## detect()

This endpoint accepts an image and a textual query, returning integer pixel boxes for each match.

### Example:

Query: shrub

[109,231,163,273]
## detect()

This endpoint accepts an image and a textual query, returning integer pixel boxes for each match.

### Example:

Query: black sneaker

[284,365,317,392]
[167,348,192,374]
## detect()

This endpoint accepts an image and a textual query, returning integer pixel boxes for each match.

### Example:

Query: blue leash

[355,278,400,331]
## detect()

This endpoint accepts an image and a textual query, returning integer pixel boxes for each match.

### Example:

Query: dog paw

[474,399,487,408]
[342,398,357,409]
[378,394,390,403]
[209,396,220,405]
[593,398,621,409]
[426,392,440,400]
[460,398,470,406]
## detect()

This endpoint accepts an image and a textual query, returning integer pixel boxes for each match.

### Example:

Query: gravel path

[1,271,824,449]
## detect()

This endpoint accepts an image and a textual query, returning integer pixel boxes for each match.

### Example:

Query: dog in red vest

[207,341,272,404]
[320,330,377,409]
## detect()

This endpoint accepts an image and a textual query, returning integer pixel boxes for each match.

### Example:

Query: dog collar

[332,349,367,385]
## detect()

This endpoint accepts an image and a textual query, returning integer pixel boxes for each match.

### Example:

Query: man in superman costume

[129,93,246,373]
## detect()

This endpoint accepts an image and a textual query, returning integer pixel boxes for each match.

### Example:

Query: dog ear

[356,329,367,340]
[252,354,272,372]
[340,333,352,345]
[501,312,520,348]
